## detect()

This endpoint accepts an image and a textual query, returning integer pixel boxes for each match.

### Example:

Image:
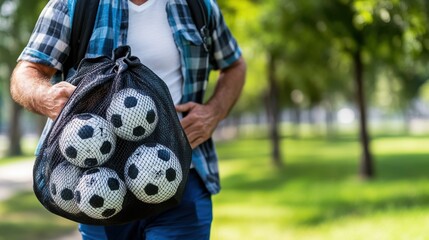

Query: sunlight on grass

[0,192,77,240]
[0,156,34,166]
[1,135,429,239]
[212,136,429,240]
[0,135,38,165]
[373,136,429,155]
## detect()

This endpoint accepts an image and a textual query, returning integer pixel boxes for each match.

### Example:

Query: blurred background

[2,0,429,239]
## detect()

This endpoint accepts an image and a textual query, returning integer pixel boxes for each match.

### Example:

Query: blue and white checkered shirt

[19,0,241,194]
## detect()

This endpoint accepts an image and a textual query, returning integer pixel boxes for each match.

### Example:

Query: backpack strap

[63,0,100,78]
[186,0,207,32]
[186,0,212,52]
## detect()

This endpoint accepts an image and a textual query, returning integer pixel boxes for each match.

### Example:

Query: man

[10,0,245,239]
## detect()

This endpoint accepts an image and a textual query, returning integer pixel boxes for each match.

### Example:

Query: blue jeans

[79,169,213,240]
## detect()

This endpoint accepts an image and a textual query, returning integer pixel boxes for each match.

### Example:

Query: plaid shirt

[20,0,241,194]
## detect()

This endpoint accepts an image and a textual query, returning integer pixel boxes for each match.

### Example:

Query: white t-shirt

[127,0,183,105]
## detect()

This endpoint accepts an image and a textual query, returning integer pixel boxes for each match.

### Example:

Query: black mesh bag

[33,46,192,225]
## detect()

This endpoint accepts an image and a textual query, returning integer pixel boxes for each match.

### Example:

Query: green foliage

[0,0,47,72]
[2,0,427,129]
[213,0,268,113]
[219,0,429,114]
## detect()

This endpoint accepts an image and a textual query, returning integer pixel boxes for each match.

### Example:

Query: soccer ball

[74,167,126,219]
[106,88,158,141]
[49,161,82,214]
[124,143,182,204]
[59,113,116,168]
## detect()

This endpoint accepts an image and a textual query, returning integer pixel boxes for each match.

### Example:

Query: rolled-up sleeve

[18,0,71,71]
[209,1,242,70]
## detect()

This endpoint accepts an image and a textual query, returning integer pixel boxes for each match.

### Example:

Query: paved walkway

[0,160,81,240]
[0,160,33,201]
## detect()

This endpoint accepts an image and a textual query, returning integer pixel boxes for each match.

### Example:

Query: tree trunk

[292,105,301,139]
[324,100,336,138]
[8,101,22,156]
[353,50,374,179]
[402,108,411,134]
[266,52,282,167]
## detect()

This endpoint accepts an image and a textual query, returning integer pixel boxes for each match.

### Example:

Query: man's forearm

[206,57,246,121]
[10,61,76,120]
[10,61,54,115]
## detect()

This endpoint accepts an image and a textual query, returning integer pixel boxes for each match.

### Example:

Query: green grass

[0,136,77,240]
[2,134,429,239]
[211,135,429,240]
[0,136,38,165]
[0,155,34,166]
[0,192,77,240]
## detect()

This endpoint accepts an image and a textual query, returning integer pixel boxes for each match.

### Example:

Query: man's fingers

[56,86,75,98]
[187,130,204,149]
[175,102,195,112]
[63,85,76,97]
[186,130,200,144]
[189,137,204,149]
[183,125,209,149]
[55,82,76,97]
[177,102,219,148]
[45,82,76,120]
[180,114,195,129]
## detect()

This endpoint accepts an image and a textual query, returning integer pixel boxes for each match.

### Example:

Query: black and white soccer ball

[49,161,83,214]
[74,167,126,219]
[106,88,158,141]
[124,143,182,204]
[59,113,116,168]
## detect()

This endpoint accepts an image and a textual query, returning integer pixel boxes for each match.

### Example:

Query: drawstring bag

[33,46,192,225]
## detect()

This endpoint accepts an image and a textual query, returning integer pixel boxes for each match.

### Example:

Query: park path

[0,160,33,201]
[0,160,81,240]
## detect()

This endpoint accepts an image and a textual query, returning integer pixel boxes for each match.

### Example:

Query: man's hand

[40,81,76,120]
[176,57,246,149]
[175,102,220,149]
[10,60,76,120]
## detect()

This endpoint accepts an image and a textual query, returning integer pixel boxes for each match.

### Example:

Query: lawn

[1,134,429,239]
[0,192,77,240]
[0,135,39,166]
[211,135,429,240]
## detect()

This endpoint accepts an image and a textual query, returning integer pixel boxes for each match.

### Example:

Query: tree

[0,0,48,156]
[276,0,429,179]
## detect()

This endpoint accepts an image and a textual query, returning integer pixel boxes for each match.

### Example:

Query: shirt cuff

[18,47,63,71]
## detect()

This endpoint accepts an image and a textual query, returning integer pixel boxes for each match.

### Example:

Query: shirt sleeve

[209,0,242,70]
[18,0,71,71]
